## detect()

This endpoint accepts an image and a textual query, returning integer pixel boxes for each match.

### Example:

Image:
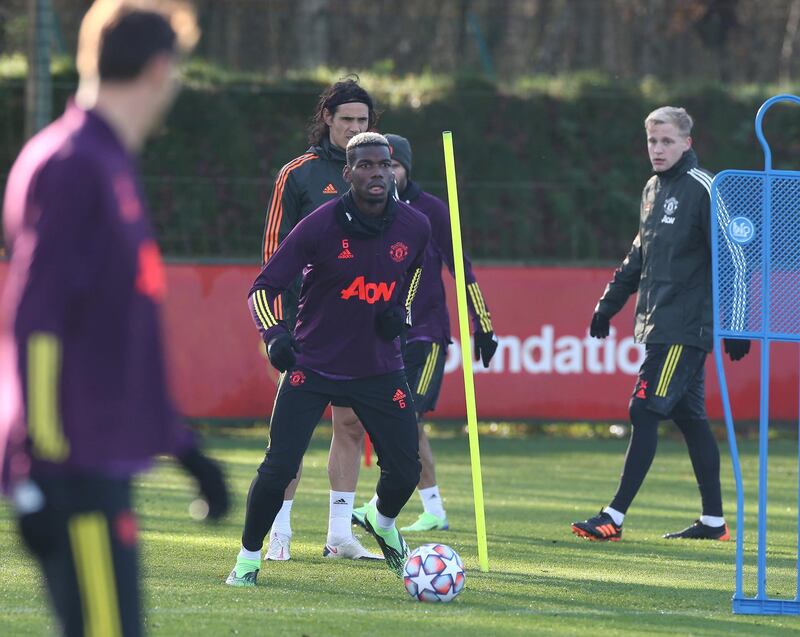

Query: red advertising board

[0,262,794,422]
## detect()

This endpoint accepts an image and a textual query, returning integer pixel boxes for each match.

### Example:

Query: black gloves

[724,338,751,362]
[376,306,407,341]
[267,332,301,372]
[474,331,499,368]
[590,312,610,338]
[177,448,229,521]
[14,480,55,558]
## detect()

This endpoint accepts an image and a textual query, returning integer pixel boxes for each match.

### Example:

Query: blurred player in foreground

[571,106,749,543]
[260,78,382,561]
[352,134,497,532]
[0,2,228,634]
[226,133,430,585]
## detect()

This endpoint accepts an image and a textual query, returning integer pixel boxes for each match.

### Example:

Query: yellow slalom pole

[442,131,489,572]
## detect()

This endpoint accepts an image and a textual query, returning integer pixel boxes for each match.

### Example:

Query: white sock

[271,499,293,537]
[327,490,355,544]
[376,508,396,531]
[239,546,261,561]
[700,514,725,527]
[603,506,625,526]
[368,493,378,506]
[419,485,446,518]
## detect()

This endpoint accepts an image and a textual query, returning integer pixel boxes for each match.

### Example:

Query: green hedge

[2,65,798,262]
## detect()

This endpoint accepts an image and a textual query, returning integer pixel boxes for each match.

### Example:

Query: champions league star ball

[403,543,465,602]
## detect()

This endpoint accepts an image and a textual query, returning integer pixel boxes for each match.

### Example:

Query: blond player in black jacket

[572,106,750,543]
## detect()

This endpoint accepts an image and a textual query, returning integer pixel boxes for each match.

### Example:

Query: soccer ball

[403,543,465,602]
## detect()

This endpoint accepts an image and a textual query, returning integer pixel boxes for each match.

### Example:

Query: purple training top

[398,181,493,345]
[0,102,194,492]
[249,194,431,379]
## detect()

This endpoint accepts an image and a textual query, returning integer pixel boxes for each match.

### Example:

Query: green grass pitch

[3,428,800,636]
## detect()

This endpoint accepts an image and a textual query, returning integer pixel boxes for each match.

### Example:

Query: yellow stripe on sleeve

[68,513,122,637]
[27,333,69,461]
[251,291,272,330]
[404,267,423,322]
[254,290,277,329]
[467,283,493,333]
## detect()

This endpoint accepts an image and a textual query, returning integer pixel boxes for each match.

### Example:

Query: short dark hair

[77,1,199,81]
[308,76,378,146]
[346,132,390,167]
[98,11,176,80]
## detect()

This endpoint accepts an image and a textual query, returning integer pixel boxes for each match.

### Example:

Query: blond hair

[77,0,199,80]
[644,106,693,137]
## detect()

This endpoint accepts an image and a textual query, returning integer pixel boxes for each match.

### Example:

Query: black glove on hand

[376,306,406,341]
[474,331,499,368]
[590,312,610,339]
[724,338,751,362]
[267,332,301,372]
[178,448,229,521]
[14,480,56,558]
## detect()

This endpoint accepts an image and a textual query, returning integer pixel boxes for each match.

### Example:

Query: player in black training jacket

[571,106,750,543]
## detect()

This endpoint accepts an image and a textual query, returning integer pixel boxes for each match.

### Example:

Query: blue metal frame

[712,94,800,615]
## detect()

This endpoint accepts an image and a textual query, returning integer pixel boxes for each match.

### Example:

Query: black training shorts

[403,339,447,415]
[631,343,708,420]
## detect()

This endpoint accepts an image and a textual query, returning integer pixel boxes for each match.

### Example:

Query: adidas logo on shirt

[323,183,338,194]
[338,239,354,259]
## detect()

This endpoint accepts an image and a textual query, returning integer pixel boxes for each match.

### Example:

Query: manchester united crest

[389,242,409,263]
[289,370,306,386]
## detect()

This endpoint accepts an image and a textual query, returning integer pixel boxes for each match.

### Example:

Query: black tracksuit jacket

[260,137,348,326]
[596,150,716,352]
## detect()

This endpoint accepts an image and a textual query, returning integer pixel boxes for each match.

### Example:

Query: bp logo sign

[728,216,755,245]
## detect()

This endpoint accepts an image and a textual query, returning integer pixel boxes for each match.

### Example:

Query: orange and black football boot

[571,510,622,542]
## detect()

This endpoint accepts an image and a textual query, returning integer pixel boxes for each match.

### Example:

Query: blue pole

[711,177,747,601]
[757,339,770,599]
[715,342,746,599]
[756,163,772,599]
[796,345,800,601]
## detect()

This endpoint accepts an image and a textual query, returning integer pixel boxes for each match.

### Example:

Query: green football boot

[225,556,260,587]
[351,503,369,529]
[363,504,409,577]
[400,511,449,532]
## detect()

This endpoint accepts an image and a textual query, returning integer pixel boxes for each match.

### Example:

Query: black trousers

[242,367,421,551]
[19,474,140,637]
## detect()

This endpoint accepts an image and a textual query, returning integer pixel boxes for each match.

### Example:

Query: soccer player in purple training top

[226,132,431,585]
[260,78,382,562]
[353,134,498,532]
[0,2,228,635]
